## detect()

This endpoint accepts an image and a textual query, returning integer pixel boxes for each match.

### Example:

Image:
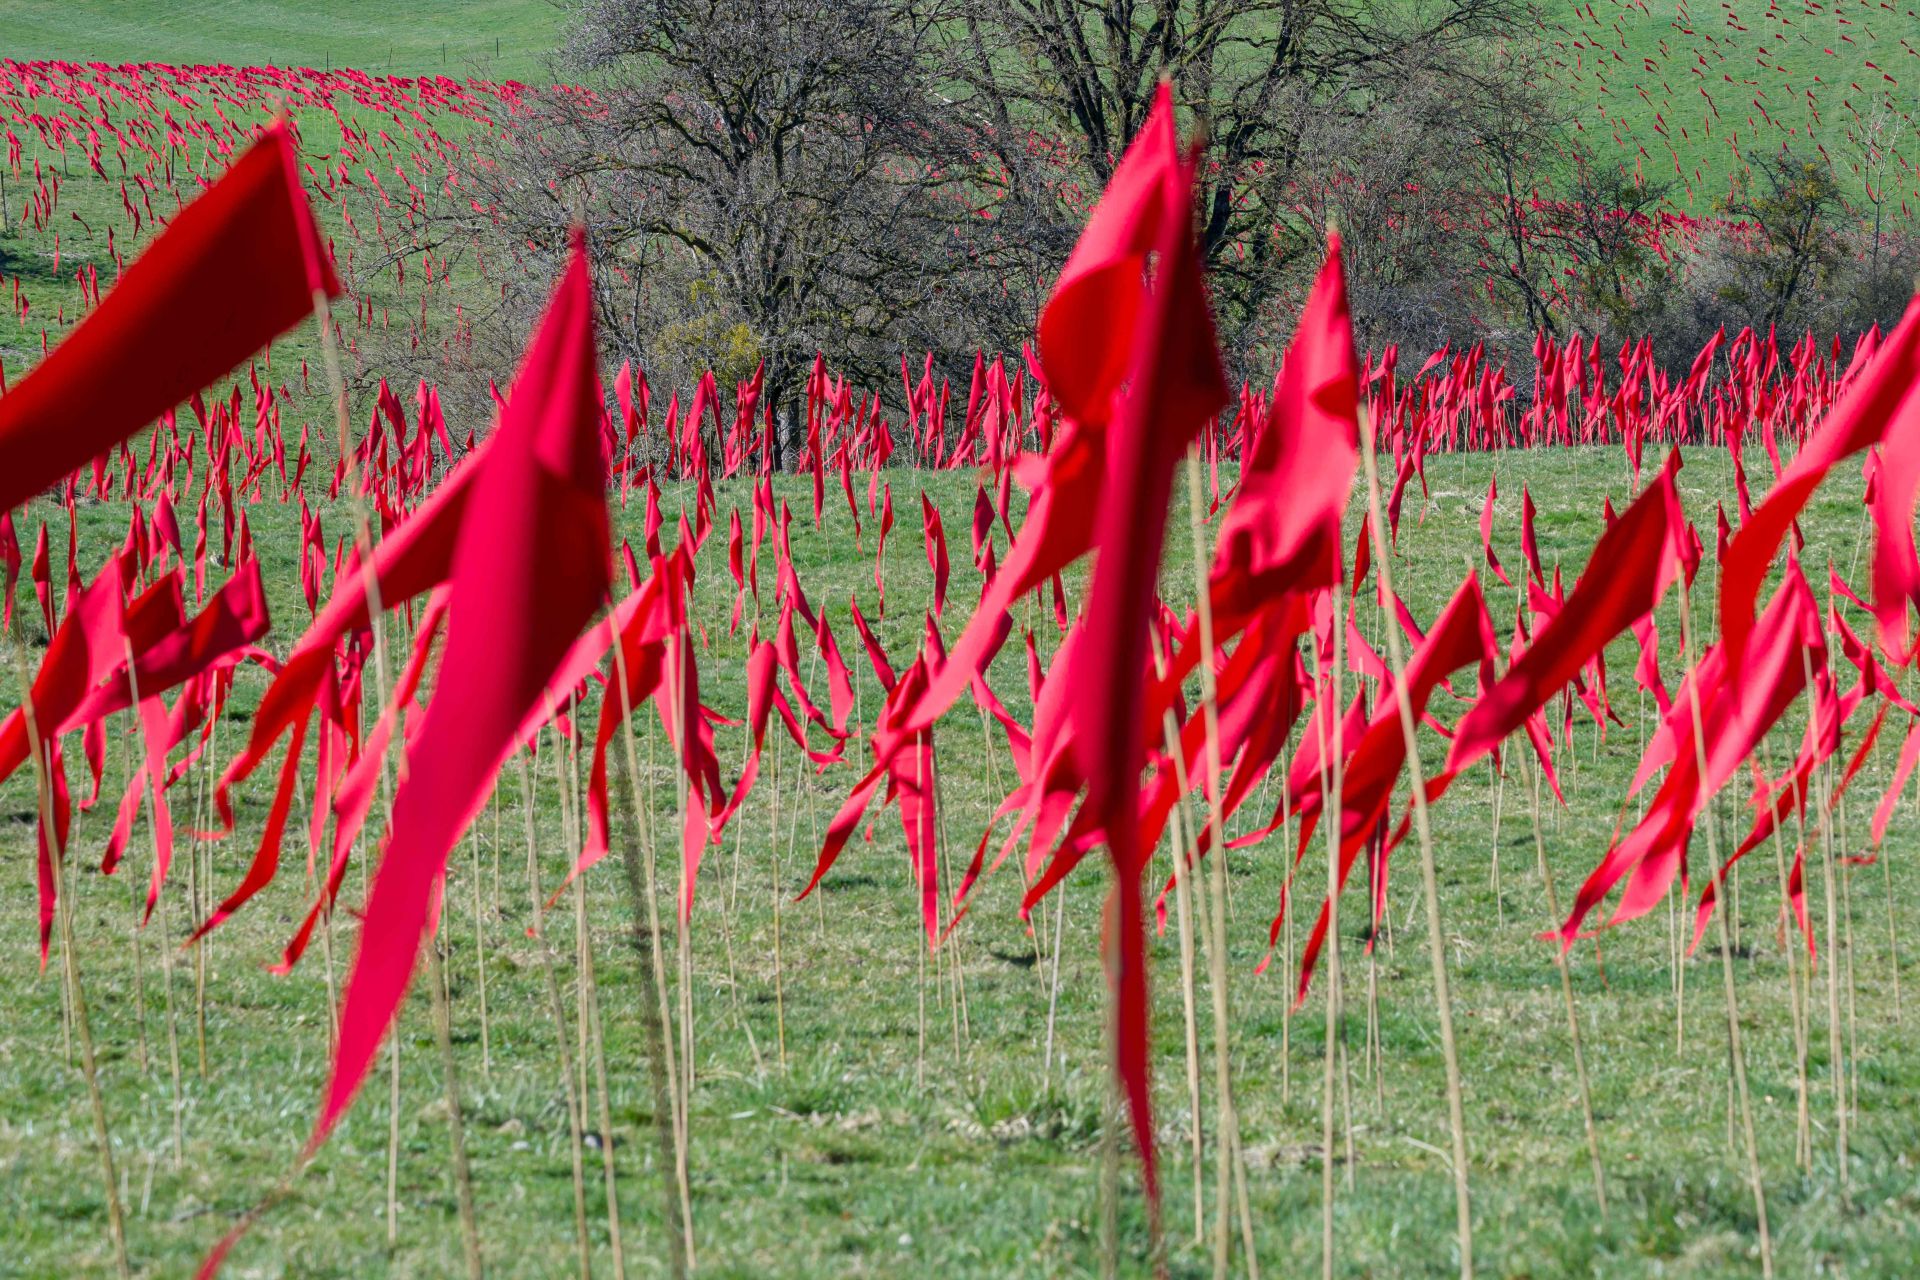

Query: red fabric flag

[212,429,495,835]
[1284,576,1495,1002]
[1205,236,1358,638]
[0,125,336,515]
[1722,292,1920,660]
[1448,463,1683,775]
[1873,712,1920,847]
[1559,568,1821,945]
[316,235,609,1147]
[1057,84,1227,1201]
[1865,311,1920,658]
[921,491,949,617]
[0,511,18,630]
[1480,475,1509,586]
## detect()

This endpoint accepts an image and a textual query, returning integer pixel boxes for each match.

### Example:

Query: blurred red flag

[1723,292,1920,661]
[316,234,610,1146]
[1205,234,1359,639]
[1056,82,1227,1202]
[0,124,337,515]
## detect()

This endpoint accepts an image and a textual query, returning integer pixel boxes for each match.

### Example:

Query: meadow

[3,448,1917,1278]
[1,6,1918,1279]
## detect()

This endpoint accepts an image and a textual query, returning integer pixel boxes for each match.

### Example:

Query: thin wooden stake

[609,634,695,1271]
[520,754,592,1279]
[609,732,691,1280]
[1680,585,1773,1276]
[1356,406,1473,1278]
[427,937,484,1279]
[1156,685,1207,1247]
[20,673,131,1280]
[456,827,486,1076]
[1526,755,1608,1217]
[1183,451,1258,1280]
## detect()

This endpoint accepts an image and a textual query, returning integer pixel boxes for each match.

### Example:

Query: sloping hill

[1542,0,1917,220]
[0,0,562,82]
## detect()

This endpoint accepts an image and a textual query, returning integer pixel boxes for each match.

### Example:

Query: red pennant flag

[1056,84,1227,1202]
[1560,568,1821,945]
[1864,308,1920,658]
[1480,475,1509,586]
[1722,292,1920,660]
[0,125,336,515]
[920,491,949,617]
[1448,463,1684,775]
[1205,236,1357,639]
[315,235,609,1148]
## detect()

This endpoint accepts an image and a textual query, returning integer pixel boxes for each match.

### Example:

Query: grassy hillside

[2,1,1913,222]
[0,0,562,82]
[4,452,1918,1277]
[1541,0,1919,218]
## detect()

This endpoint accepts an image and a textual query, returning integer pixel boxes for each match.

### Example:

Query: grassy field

[3,447,1918,1278]
[0,1,562,82]
[1540,0,1917,215]
[0,5,1917,1278]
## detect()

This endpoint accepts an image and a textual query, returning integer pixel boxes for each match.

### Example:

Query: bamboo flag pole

[768,717,788,1070]
[123,635,189,1167]
[1355,404,1474,1279]
[609,633,695,1274]
[1759,740,1812,1172]
[1678,584,1773,1277]
[520,752,592,1279]
[310,272,438,1252]
[1311,563,1346,1280]
[427,934,484,1279]
[1525,753,1608,1216]
[467,828,491,1079]
[1182,451,1260,1278]
[1153,651,1207,1248]
[121,729,150,1077]
[13,643,131,1280]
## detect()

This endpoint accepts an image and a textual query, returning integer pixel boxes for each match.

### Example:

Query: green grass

[3,449,1919,1278]
[1541,0,1919,216]
[0,7,1915,1276]
[0,1,562,82]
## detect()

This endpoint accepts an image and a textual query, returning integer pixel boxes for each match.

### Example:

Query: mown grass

[3,446,1919,1278]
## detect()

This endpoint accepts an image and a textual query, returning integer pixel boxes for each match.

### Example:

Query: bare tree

[447,0,1036,464]
[948,0,1524,350]
[1719,150,1846,334]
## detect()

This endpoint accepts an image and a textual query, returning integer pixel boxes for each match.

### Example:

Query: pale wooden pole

[1679,585,1773,1276]
[16,653,131,1280]
[1525,754,1608,1216]
[609,634,695,1274]
[1355,404,1474,1278]
[520,752,592,1279]
[1182,450,1259,1278]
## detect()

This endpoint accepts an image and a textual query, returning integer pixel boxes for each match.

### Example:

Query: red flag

[1057,84,1227,1201]
[0,512,18,630]
[1284,576,1495,1002]
[1448,463,1683,775]
[1480,475,1509,586]
[316,235,609,1146]
[920,491,949,617]
[1560,568,1821,945]
[1205,236,1358,638]
[0,125,336,515]
[1865,307,1920,658]
[1722,292,1920,660]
